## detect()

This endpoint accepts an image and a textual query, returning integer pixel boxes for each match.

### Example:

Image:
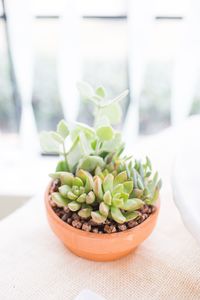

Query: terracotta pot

[45,184,160,261]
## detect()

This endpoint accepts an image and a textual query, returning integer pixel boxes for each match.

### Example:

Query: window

[0,0,200,137]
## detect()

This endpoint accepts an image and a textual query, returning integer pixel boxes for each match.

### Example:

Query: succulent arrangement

[40,82,161,233]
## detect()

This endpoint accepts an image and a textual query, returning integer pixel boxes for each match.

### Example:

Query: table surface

[0,117,200,300]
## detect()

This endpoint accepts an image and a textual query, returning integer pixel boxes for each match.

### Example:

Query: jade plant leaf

[100,132,123,153]
[95,86,106,98]
[57,119,69,139]
[50,131,64,144]
[40,131,60,153]
[70,122,95,142]
[100,103,122,125]
[96,125,114,141]
[77,155,105,172]
[76,81,94,100]
[67,133,93,171]
[56,160,69,172]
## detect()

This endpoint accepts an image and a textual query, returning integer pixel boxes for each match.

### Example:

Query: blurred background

[1,0,200,218]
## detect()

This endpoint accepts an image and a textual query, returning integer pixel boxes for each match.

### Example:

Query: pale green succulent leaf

[114,171,127,185]
[56,160,69,172]
[123,181,134,194]
[122,198,144,211]
[50,131,64,144]
[57,119,69,139]
[93,176,103,200]
[68,201,81,211]
[100,132,122,153]
[101,89,129,108]
[51,192,69,207]
[78,207,92,218]
[103,174,114,193]
[112,184,124,196]
[67,191,78,200]
[95,86,106,98]
[111,207,126,224]
[77,155,105,172]
[99,202,109,217]
[112,197,124,208]
[70,122,95,142]
[86,191,95,204]
[77,81,94,100]
[58,185,71,198]
[73,177,84,187]
[91,211,106,224]
[76,193,87,203]
[124,211,139,222]
[103,190,112,205]
[40,131,60,153]
[67,133,93,171]
[96,125,114,141]
[100,103,122,125]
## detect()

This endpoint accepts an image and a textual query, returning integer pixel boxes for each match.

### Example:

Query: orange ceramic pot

[45,184,160,261]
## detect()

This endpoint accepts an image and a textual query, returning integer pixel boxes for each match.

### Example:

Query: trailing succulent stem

[40,82,162,226]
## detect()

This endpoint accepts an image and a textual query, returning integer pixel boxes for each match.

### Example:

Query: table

[0,117,200,300]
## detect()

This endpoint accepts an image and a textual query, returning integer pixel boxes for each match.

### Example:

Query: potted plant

[40,82,162,261]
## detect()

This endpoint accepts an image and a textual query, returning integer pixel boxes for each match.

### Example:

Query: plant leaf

[91,211,106,224]
[123,181,134,194]
[101,89,129,107]
[96,86,106,98]
[122,198,144,211]
[70,122,95,142]
[40,131,60,153]
[96,125,114,141]
[124,211,139,222]
[51,192,69,207]
[50,131,64,144]
[57,119,69,139]
[111,207,126,224]
[99,202,109,217]
[103,174,114,192]
[77,81,94,100]
[114,171,127,185]
[100,103,122,125]
[68,201,81,211]
[77,155,105,172]
[56,160,69,172]
[100,132,122,153]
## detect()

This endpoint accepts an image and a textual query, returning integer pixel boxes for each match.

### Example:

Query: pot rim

[45,182,160,239]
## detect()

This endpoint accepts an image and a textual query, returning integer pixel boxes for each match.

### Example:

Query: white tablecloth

[1,119,200,300]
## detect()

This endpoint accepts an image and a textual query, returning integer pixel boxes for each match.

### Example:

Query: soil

[49,179,156,234]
